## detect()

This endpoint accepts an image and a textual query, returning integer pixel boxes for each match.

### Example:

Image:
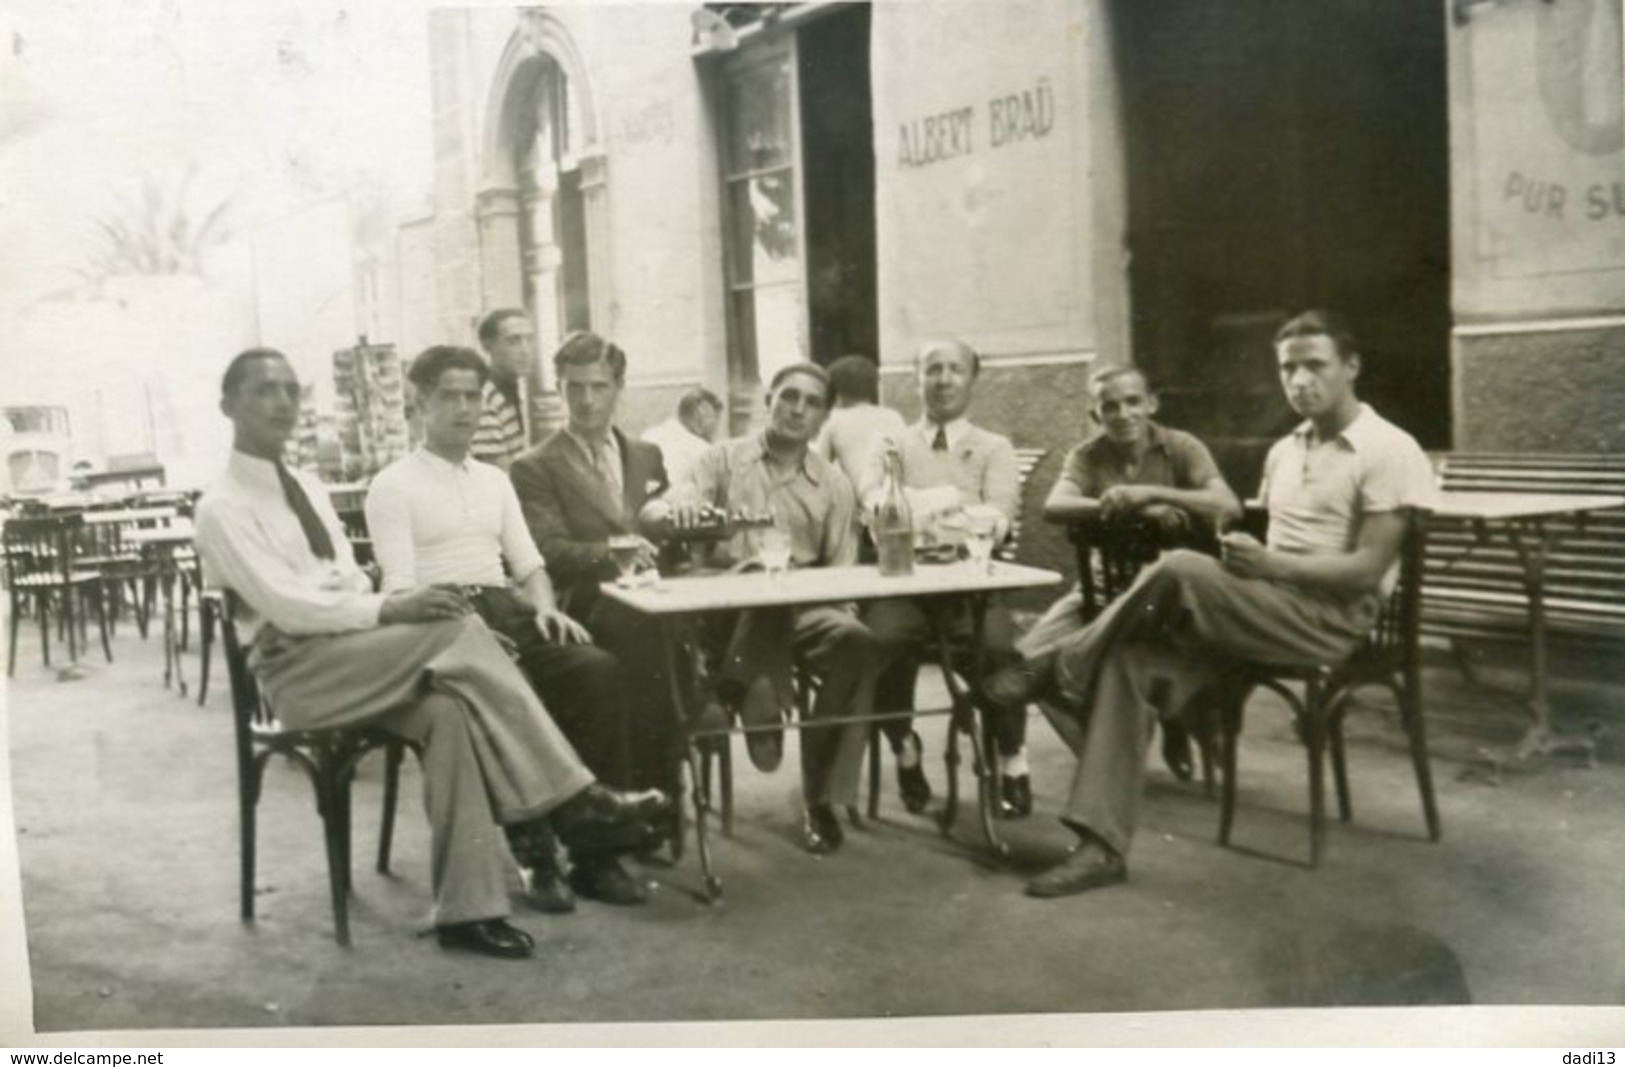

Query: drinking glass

[608,534,644,587]
[963,514,997,573]
[757,526,792,582]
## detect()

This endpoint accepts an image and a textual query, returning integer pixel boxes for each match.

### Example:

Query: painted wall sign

[1468,0,1625,280]
[896,77,1056,168]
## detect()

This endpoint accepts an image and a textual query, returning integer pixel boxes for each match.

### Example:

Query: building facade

[400,0,1625,573]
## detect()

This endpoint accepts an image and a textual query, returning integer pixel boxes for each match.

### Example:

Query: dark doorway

[799,5,879,366]
[1112,0,1451,493]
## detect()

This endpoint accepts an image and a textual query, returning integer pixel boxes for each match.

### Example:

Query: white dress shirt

[641,417,709,488]
[364,447,546,594]
[195,450,384,641]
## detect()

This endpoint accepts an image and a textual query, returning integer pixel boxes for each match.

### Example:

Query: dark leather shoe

[522,863,577,915]
[999,774,1033,819]
[569,856,650,906]
[551,784,671,844]
[894,732,932,814]
[1025,839,1127,898]
[1161,719,1195,782]
[436,918,534,960]
[801,803,843,854]
[739,676,784,772]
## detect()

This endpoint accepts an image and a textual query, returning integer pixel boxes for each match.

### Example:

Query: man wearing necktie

[509,334,680,817]
[859,339,1030,819]
[195,348,669,960]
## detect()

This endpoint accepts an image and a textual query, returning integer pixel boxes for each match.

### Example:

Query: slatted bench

[1001,447,1047,562]
[1424,453,1625,657]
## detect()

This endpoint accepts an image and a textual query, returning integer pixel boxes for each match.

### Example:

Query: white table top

[1432,491,1625,522]
[600,561,1063,617]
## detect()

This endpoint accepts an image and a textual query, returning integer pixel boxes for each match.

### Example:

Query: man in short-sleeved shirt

[988,310,1436,900]
[1021,365,1241,658]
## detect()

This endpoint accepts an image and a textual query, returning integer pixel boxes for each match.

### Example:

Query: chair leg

[240,776,257,923]
[719,735,735,838]
[1218,690,1243,847]
[37,594,50,668]
[62,583,79,663]
[178,577,192,651]
[866,722,882,820]
[1329,713,1352,823]
[1402,684,1443,842]
[377,742,404,874]
[197,598,216,707]
[92,588,112,664]
[8,589,19,677]
[320,777,352,946]
[1304,677,1327,869]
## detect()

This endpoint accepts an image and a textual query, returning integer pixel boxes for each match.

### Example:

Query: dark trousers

[864,598,1027,757]
[466,586,631,789]
[581,595,683,796]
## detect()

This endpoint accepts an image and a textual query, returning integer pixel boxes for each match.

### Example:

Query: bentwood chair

[1215,509,1441,867]
[1066,511,1225,791]
[5,512,113,676]
[218,593,418,945]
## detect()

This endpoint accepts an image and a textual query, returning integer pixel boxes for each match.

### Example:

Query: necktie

[276,462,336,561]
[932,425,949,451]
[592,439,623,502]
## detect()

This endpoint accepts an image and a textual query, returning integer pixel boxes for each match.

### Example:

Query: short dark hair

[1275,309,1359,361]
[553,331,628,382]
[221,348,292,399]
[677,387,723,420]
[917,338,981,378]
[767,361,830,400]
[1089,364,1152,396]
[477,308,529,349]
[827,354,880,404]
[408,345,489,393]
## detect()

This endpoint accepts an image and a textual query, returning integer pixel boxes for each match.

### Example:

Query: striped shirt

[472,381,527,470]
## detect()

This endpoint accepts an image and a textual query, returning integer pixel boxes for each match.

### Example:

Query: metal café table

[1431,490,1625,760]
[127,521,197,697]
[600,559,1062,900]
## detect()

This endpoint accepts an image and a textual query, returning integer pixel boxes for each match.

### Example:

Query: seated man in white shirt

[195,348,669,959]
[860,339,1030,818]
[366,345,650,911]
[641,386,722,487]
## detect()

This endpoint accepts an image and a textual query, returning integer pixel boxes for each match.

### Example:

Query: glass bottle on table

[875,447,915,578]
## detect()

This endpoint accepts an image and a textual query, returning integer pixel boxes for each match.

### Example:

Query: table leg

[1505,519,1594,763]
[660,618,719,902]
[928,596,1006,856]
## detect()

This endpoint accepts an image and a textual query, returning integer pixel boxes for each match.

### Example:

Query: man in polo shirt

[471,308,534,469]
[641,362,882,855]
[1022,365,1241,779]
[988,309,1436,898]
[859,339,1029,818]
[367,344,651,910]
[196,347,668,960]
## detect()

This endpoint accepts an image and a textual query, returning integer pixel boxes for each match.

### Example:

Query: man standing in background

[472,308,535,470]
